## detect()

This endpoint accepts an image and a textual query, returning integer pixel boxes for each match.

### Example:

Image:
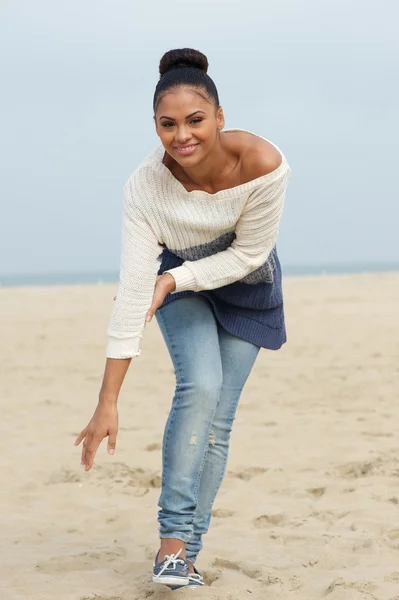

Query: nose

[175,125,191,144]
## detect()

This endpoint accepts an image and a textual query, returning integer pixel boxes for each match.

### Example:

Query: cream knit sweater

[107,130,290,359]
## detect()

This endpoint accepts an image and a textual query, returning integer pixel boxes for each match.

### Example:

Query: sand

[1,273,398,600]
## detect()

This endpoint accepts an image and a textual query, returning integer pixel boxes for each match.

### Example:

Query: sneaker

[168,565,204,590]
[152,548,189,587]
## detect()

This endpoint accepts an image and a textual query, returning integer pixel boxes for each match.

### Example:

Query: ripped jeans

[155,296,260,562]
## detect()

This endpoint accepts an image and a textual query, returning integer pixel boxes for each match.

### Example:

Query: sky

[1,0,398,276]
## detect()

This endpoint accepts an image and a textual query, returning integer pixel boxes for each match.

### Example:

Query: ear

[153,115,160,137]
[216,106,225,131]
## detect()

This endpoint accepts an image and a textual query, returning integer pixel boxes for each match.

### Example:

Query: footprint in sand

[37,549,125,574]
[306,486,326,498]
[311,510,349,522]
[337,452,399,478]
[81,597,123,600]
[325,578,379,597]
[93,462,161,489]
[362,430,394,438]
[384,529,399,550]
[46,463,161,490]
[254,513,285,528]
[386,529,399,540]
[145,442,162,452]
[46,467,81,485]
[211,508,234,518]
[228,467,267,481]
[324,577,345,595]
[352,539,374,553]
[212,557,262,581]
[289,574,303,591]
[81,596,124,600]
[336,459,382,478]
[200,570,221,586]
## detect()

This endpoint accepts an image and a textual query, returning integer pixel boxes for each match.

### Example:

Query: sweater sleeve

[165,164,290,293]
[106,180,163,359]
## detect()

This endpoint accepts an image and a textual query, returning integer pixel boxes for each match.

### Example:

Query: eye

[161,121,175,128]
[190,118,203,124]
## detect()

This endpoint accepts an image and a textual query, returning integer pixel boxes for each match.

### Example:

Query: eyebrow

[159,110,206,120]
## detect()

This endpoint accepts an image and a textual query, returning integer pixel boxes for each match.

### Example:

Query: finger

[107,428,118,455]
[81,431,93,465]
[81,436,89,465]
[146,289,165,322]
[146,299,157,323]
[146,305,159,322]
[146,277,167,322]
[84,439,101,471]
[74,427,88,446]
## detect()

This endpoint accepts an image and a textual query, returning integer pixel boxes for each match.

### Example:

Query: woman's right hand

[74,400,119,471]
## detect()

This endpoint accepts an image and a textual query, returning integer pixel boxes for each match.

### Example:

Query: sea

[0,262,398,288]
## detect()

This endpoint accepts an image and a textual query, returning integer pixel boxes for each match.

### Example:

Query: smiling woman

[75,47,291,590]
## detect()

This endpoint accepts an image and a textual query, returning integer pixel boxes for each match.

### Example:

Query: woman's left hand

[145,273,176,323]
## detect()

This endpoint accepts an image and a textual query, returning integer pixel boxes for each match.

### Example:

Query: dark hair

[153,48,220,111]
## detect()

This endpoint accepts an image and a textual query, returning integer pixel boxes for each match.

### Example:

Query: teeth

[176,145,197,151]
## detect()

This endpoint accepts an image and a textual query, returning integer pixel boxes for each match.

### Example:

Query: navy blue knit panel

[157,246,286,351]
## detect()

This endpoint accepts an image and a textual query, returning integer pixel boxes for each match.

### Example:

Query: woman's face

[154,86,224,166]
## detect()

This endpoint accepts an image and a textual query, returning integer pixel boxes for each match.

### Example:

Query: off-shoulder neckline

[150,128,288,200]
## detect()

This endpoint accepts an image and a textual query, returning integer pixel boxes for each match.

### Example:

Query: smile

[174,144,199,156]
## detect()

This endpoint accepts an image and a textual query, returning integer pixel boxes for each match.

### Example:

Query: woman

[75,48,290,589]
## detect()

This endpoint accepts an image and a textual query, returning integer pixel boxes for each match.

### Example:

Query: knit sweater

[107,129,290,359]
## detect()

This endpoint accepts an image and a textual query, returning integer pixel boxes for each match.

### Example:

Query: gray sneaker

[152,548,189,587]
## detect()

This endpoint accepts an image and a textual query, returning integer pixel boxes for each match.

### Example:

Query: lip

[174,143,199,156]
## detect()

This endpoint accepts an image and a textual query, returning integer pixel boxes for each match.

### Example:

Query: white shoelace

[154,548,186,579]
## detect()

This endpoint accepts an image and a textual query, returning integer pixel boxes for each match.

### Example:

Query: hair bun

[159,48,209,77]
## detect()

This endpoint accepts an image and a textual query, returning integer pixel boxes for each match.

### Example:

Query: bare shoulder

[223,130,283,180]
[244,139,283,179]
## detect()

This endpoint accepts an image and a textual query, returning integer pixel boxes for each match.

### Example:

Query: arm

[107,179,164,358]
[99,357,132,401]
[165,163,290,292]
[75,179,163,470]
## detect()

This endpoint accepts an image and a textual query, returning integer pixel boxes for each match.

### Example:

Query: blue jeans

[155,296,260,562]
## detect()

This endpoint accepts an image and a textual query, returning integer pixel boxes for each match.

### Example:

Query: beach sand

[1,273,398,600]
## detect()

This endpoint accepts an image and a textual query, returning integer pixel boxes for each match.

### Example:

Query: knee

[176,375,223,406]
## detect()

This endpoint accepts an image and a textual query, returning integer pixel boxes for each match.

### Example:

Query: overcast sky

[1,0,397,276]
